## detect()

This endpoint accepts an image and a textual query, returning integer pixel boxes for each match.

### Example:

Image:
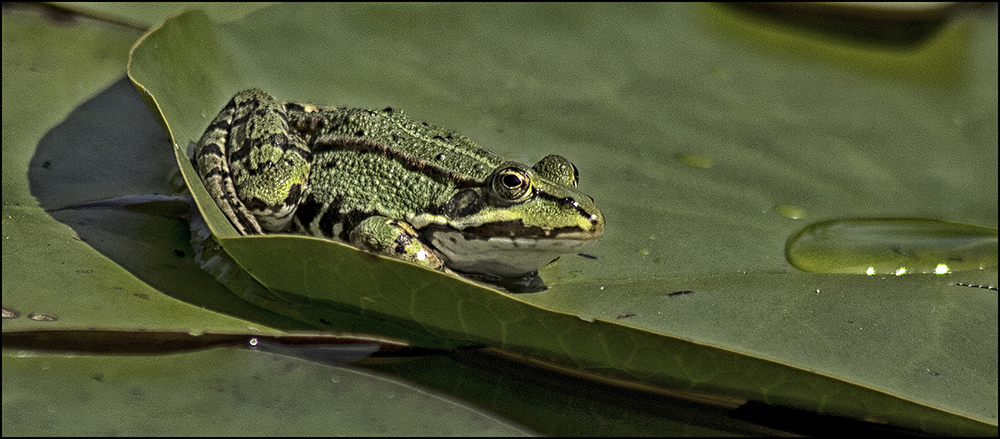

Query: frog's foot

[195,154,264,235]
[350,216,449,273]
[195,93,265,235]
[197,89,313,234]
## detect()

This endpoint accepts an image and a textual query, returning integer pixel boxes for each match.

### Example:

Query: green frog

[194,89,604,279]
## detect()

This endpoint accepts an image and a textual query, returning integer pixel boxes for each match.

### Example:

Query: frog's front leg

[196,89,312,234]
[350,216,451,273]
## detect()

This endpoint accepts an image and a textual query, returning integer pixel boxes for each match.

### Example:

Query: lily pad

[2,4,300,336]
[1,346,532,436]
[127,4,997,434]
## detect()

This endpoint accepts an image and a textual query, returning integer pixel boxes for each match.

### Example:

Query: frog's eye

[492,166,533,201]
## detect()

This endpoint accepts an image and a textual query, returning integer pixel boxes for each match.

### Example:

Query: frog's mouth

[420,224,598,278]
[457,220,603,241]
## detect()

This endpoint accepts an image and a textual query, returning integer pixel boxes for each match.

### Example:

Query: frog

[194,89,604,280]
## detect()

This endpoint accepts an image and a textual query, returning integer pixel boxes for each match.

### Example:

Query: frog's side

[195,89,604,279]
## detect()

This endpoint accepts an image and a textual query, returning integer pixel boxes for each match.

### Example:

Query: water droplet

[786,218,997,274]
[28,312,58,322]
[2,306,20,319]
[774,204,807,220]
[675,153,713,168]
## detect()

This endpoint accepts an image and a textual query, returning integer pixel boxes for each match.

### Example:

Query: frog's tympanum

[195,89,604,279]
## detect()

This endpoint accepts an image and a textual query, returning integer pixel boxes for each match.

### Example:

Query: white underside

[426,229,596,278]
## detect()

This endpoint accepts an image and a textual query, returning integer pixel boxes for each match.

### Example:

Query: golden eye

[492,167,532,201]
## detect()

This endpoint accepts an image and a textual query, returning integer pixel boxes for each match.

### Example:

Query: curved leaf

[2,5,294,336]
[127,4,997,434]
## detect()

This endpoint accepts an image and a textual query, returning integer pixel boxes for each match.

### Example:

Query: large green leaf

[2,346,531,436]
[1,4,297,337]
[125,4,997,435]
[4,4,498,435]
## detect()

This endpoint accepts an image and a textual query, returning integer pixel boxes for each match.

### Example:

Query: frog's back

[285,103,503,183]
[284,103,507,241]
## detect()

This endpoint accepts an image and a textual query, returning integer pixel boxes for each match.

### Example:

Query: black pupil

[502,173,523,188]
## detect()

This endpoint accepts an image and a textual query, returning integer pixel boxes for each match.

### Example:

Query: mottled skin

[195,89,604,278]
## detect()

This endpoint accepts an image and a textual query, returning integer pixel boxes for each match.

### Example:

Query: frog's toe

[350,216,447,272]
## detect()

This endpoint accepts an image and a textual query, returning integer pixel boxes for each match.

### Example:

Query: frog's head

[410,155,604,278]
